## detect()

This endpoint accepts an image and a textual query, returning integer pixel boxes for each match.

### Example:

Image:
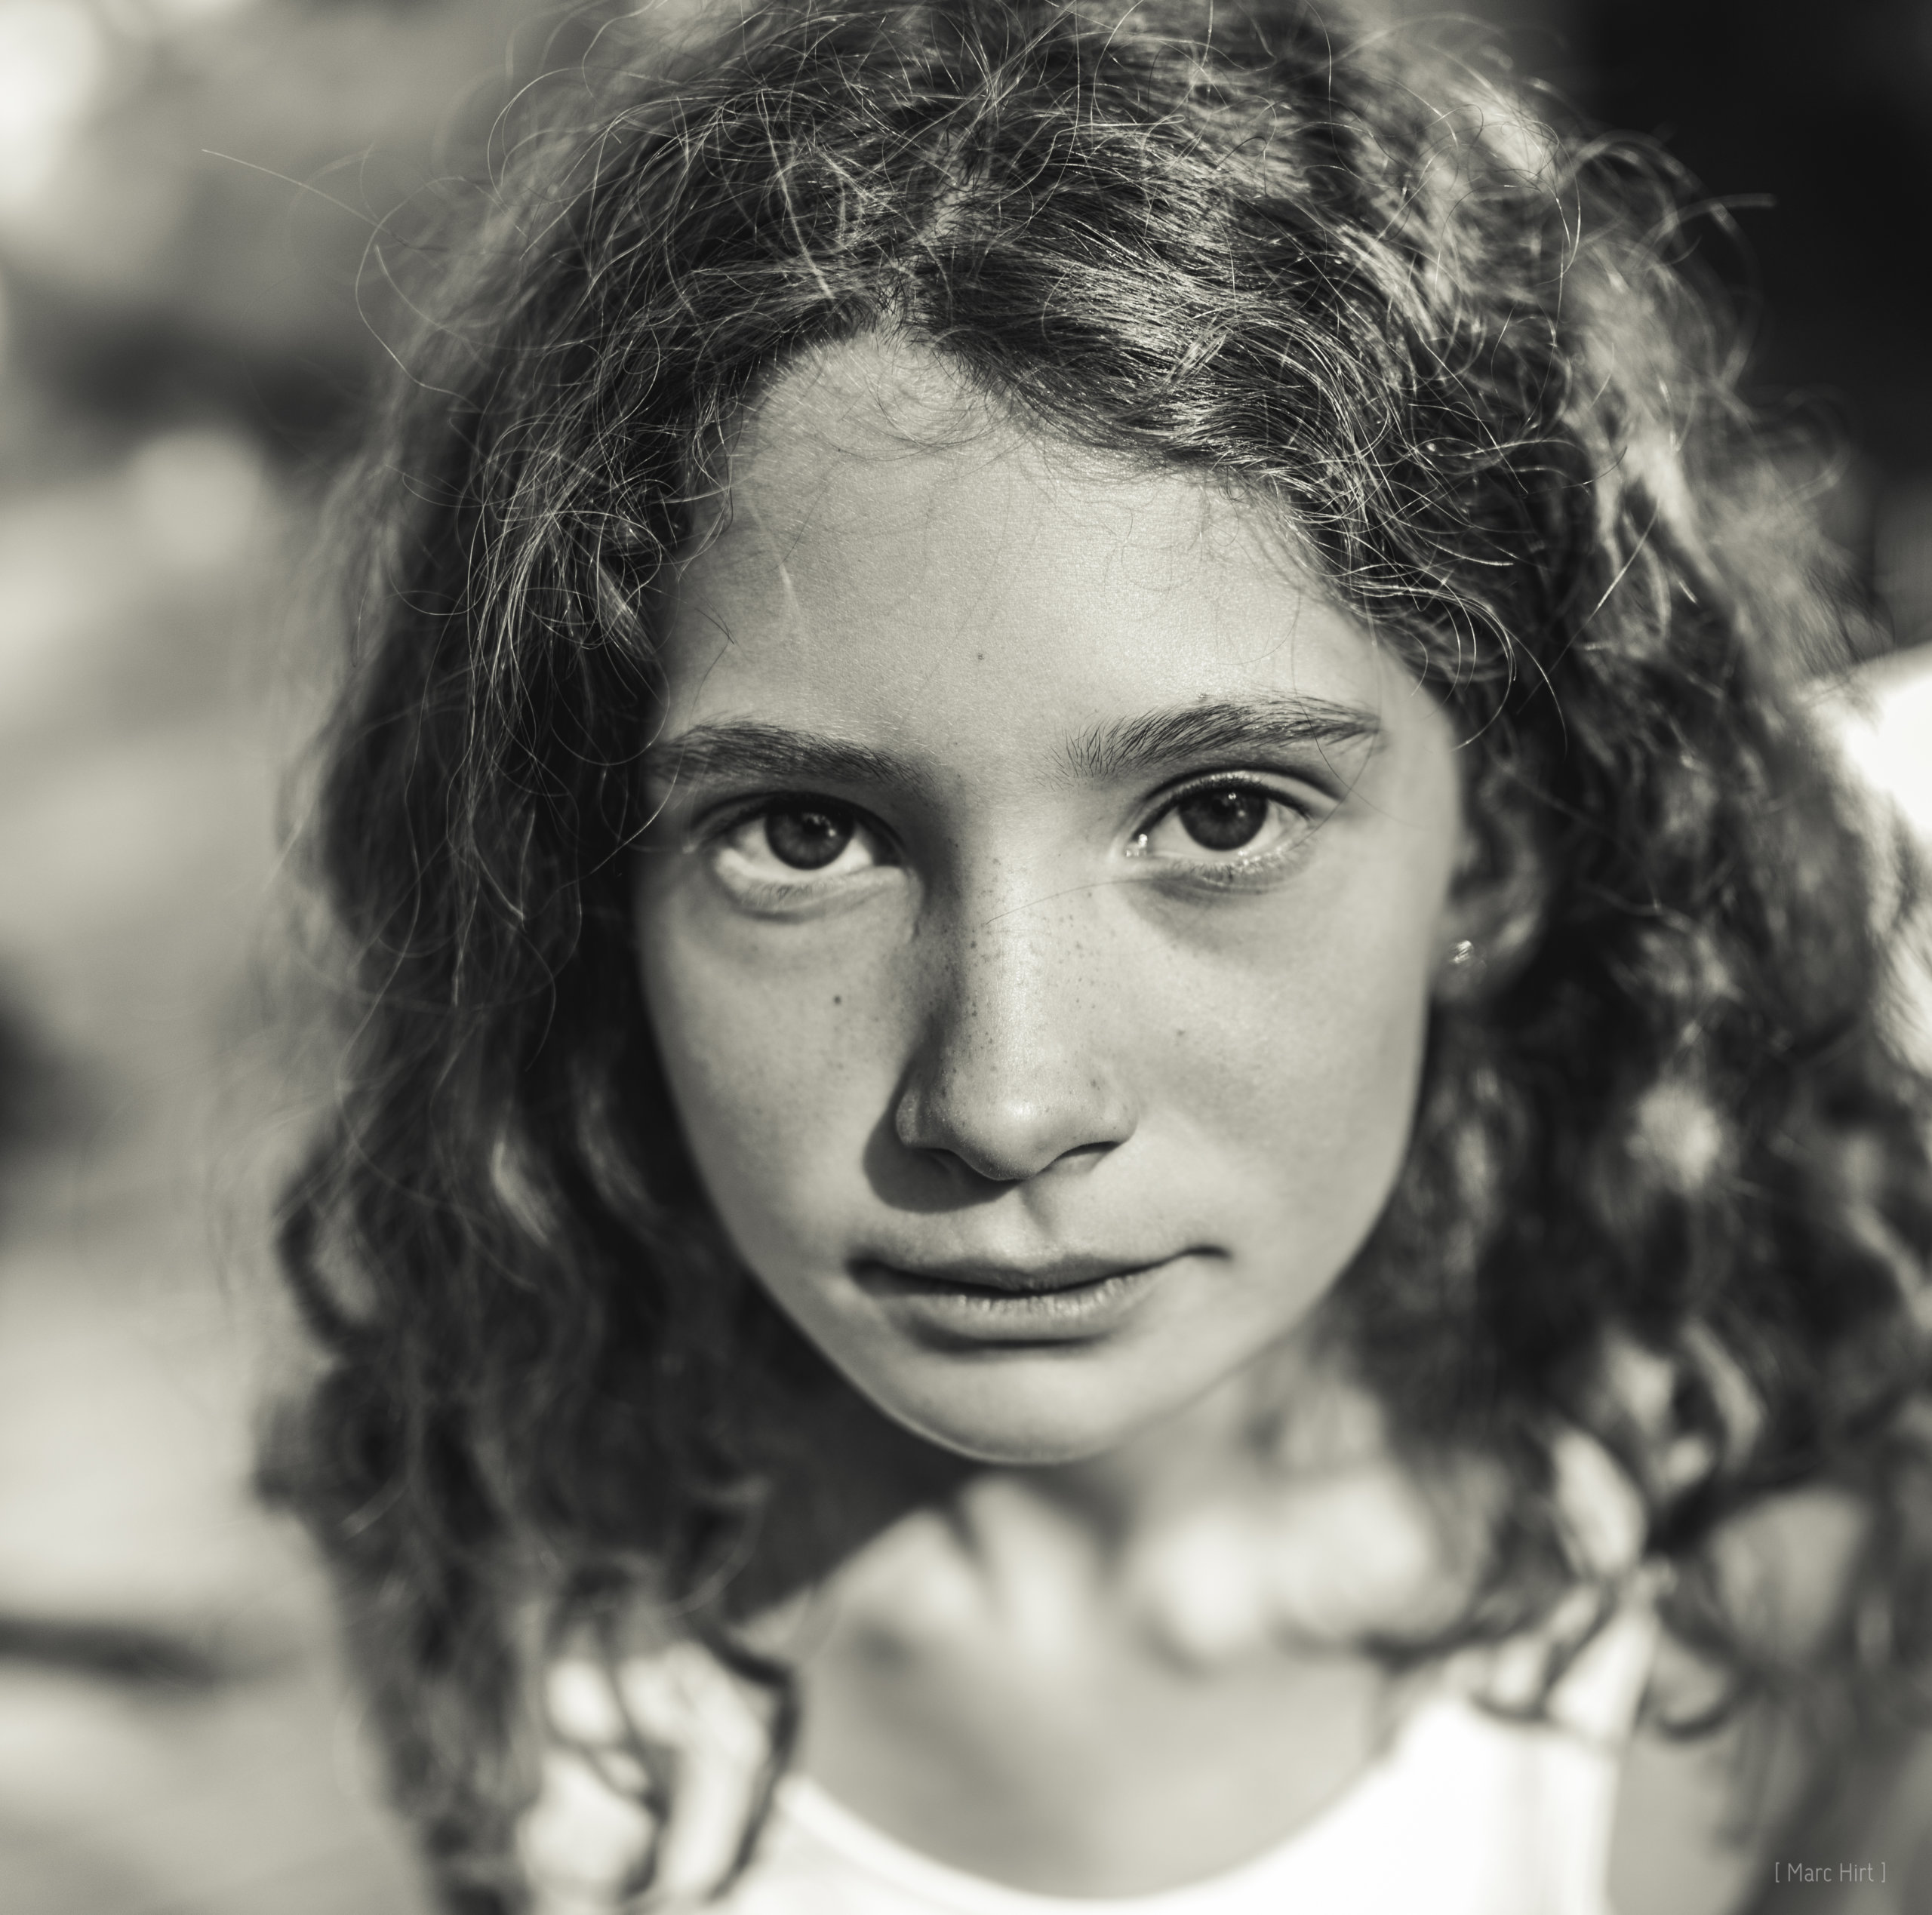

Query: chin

[860,1350,1208,1468]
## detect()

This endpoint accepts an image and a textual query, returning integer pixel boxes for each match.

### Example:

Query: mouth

[848,1252,1195,1344]
[853,1254,1169,1297]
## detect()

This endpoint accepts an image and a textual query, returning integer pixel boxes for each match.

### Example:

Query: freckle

[832,995,843,1006]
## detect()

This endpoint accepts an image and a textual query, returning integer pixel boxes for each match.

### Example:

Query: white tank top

[717,1612,1656,1915]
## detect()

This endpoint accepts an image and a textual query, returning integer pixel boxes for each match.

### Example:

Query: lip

[860,1254,1165,1296]
[850,1253,1186,1344]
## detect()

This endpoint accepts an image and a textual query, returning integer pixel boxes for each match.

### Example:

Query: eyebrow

[643,694,1380,798]
[643,721,917,795]
[1061,695,1380,782]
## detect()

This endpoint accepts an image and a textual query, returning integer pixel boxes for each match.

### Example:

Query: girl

[270,2,1932,1910]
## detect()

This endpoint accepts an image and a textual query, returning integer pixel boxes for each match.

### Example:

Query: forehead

[658,337,1417,748]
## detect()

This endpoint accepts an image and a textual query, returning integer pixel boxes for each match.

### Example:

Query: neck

[731,1360,1260,1628]
[746,1326,1406,1661]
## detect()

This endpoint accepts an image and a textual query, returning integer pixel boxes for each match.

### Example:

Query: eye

[710,798,889,894]
[1172,787,1272,852]
[764,803,857,870]
[1129,779,1312,871]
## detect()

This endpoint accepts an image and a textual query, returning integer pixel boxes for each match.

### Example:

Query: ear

[1432,804,1547,1004]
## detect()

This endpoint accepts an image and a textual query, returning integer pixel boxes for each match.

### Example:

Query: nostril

[918,1142,1032,1188]
[1048,1140,1117,1169]
[892,1084,1132,1185]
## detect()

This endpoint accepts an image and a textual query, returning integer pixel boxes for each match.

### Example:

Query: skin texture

[635,336,1473,1470]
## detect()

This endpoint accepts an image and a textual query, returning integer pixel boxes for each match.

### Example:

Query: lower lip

[853,1261,1172,1344]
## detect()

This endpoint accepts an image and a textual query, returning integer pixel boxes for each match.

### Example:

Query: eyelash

[697,772,1321,905]
[700,796,895,909]
[1129,774,1319,888]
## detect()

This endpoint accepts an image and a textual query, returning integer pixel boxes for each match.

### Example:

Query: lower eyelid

[709,839,903,907]
[1177,837,1311,884]
[715,846,872,883]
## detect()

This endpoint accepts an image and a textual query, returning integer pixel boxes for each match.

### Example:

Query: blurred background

[0,2,1927,1911]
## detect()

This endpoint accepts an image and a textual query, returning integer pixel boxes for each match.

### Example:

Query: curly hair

[266,0,1932,1902]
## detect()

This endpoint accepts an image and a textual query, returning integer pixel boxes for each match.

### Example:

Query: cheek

[635,894,898,1274]
[1152,838,1448,1259]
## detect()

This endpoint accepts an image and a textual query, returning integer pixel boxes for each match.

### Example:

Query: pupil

[765,805,854,870]
[1177,788,1267,853]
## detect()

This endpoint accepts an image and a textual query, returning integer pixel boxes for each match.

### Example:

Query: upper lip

[854,1253,1174,1296]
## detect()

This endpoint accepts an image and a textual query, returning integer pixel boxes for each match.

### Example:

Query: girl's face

[636,340,1468,1465]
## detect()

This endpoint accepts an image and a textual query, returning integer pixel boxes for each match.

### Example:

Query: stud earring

[1447,939,1483,970]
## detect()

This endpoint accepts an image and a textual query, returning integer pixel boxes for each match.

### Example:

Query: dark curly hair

[267,0,1932,1902]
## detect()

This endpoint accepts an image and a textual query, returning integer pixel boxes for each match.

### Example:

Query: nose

[893,904,1137,1185]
